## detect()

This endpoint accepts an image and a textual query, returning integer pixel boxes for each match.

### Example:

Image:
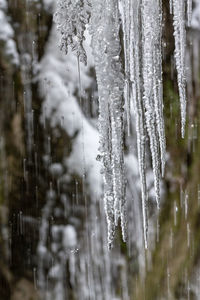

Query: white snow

[50,163,63,177]
[66,123,102,198]
[0,5,19,65]
[0,9,19,65]
[43,0,54,10]
[39,26,102,199]
[62,225,77,249]
[0,0,7,10]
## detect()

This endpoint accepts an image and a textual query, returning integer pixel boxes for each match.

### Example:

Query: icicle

[187,0,192,27]
[141,0,163,208]
[121,0,131,136]
[172,0,187,137]
[120,0,166,246]
[89,0,126,248]
[133,83,148,248]
[131,0,148,248]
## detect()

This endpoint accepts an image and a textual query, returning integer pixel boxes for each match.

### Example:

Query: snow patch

[62,225,77,249]
[0,7,19,65]
[39,26,102,199]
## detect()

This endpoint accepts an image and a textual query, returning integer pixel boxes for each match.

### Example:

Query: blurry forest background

[0,0,200,299]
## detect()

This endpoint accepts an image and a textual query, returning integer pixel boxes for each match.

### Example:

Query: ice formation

[54,0,91,64]
[54,0,191,248]
[89,0,126,248]
[171,0,187,137]
[38,19,145,297]
[120,0,166,247]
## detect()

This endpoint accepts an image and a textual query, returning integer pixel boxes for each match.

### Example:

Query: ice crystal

[54,0,91,64]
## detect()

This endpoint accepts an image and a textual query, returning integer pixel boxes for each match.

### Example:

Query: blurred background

[0,0,199,299]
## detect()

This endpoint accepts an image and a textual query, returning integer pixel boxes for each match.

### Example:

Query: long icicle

[153,0,166,177]
[172,0,187,137]
[90,0,126,248]
[129,0,148,248]
[141,0,162,209]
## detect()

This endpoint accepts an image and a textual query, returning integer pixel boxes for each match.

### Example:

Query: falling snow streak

[89,0,126,247]
[171,0,187,137]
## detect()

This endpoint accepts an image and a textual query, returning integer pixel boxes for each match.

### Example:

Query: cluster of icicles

[54,0,192,249]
